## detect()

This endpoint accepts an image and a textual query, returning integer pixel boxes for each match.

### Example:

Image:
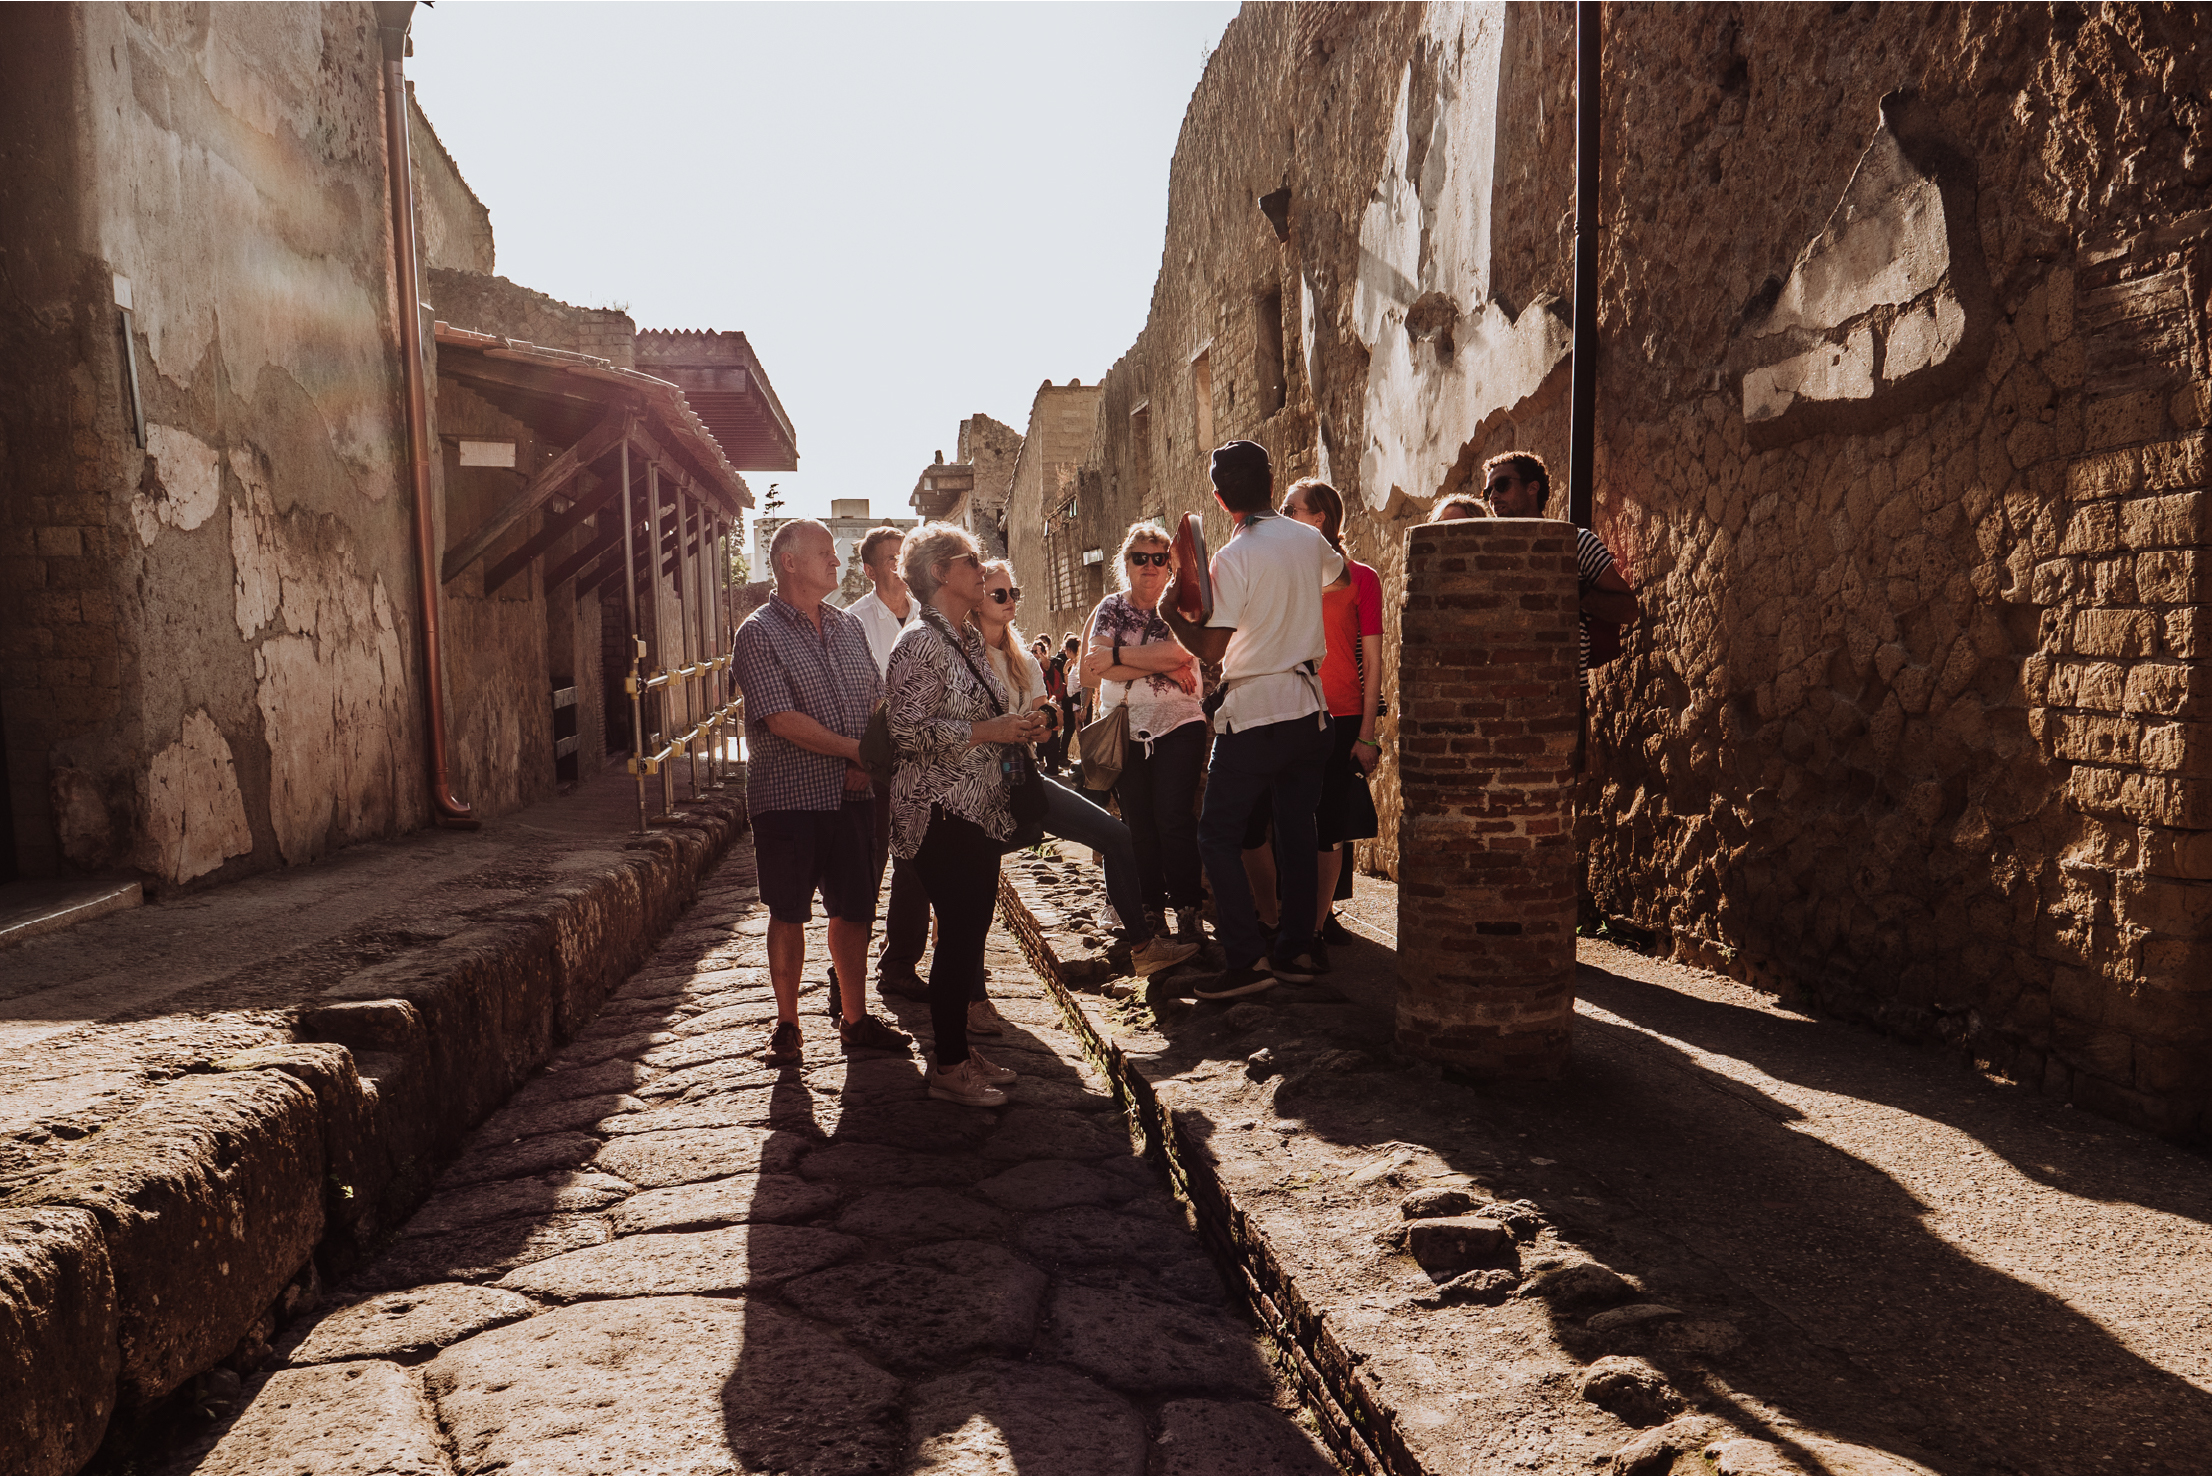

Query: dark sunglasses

[987,587,1022,604]
[1127,550,1171,567]
[1484,476,1522,497]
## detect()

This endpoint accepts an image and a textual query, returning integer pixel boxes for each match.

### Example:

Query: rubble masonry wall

[1002,1,2212,1140]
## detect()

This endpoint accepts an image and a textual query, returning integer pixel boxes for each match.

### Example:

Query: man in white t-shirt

[843,526,930,1002]
[1161,440,1344,998]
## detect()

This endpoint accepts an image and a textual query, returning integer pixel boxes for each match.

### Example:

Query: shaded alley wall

[1002,1,2212,1141]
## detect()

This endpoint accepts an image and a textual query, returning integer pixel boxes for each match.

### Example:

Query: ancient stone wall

[0,2,430,888]
[1582,4,2212,1141]
[425,269,637,367]
[1003,382,1106,640]
[1004,1,2212,1139]
[407,88,495,276]
[957,413,1024,556]
[0,5,638,893]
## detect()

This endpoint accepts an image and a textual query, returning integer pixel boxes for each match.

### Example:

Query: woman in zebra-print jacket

[885,522,1048,1109]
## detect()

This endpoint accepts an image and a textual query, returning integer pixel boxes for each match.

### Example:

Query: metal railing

[614,442,743,832]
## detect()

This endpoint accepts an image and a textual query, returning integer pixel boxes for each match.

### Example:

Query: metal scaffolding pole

[648,462,677,822]
[619,440,647,834]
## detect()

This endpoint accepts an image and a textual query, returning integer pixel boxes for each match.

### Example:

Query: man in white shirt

[844,527,930,1001]
[1162,440,1344,998]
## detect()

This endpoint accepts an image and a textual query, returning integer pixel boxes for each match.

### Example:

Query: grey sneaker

[929,1057,1009,1107]
[966,1046,1019,1085]
[1131,936,1202,977]
[1194,963,1276,1000]
[966,999,1009,1036]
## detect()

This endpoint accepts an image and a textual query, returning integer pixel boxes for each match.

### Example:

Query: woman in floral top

[1083,522,1209,943]
[886,523,1047,1108]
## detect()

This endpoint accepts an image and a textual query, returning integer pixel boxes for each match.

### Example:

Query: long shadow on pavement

[1111,906,2212,1476]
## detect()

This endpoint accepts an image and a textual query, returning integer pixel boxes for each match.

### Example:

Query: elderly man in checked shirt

[733,520,912,1067]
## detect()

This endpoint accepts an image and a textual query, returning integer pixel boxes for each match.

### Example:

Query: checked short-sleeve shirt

[733,594,882,815]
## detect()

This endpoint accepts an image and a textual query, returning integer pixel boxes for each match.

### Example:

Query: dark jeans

[914,806,1000,1068]
[872,778,930,979]
[1115,719,1208,916]
[1198,713,1334,969]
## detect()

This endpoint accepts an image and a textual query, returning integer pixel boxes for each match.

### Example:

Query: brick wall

[1396,518,1580,1076]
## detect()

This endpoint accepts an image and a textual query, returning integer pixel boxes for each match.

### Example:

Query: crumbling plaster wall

[1,2,431,889]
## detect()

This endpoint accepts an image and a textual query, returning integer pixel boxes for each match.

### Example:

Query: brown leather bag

[1077,688,1130,791]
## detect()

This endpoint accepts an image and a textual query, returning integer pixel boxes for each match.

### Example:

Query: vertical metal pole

[620,439,647,834]
[715,520,733,778]
[698,509,721,788]
[671,488,692,800]
[1568,0,1599,531]
[649,463,675,819]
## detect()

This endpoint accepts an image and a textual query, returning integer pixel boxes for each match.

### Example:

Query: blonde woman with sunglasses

[1081,522,1210,946]
[974,561,1197,988]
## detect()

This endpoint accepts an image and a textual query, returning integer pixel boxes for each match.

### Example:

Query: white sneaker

[966,999,1008,1036]
[966,1046,1018,1085]
[929,1057,1008,1107]
[1131,936,1201,977]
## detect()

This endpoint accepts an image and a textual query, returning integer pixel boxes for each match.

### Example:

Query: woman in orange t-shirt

[1282,478,1382,952]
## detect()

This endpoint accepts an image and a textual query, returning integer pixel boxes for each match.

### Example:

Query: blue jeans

[1199,712,1334,969]
[1041,775,1148,942]
[971,774,1150,1002]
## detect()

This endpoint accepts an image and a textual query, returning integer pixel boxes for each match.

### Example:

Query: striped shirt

[1576,525,1617,677]
[734,595,882,814]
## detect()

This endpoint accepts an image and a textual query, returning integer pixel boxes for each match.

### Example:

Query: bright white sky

[409,1,1237,550]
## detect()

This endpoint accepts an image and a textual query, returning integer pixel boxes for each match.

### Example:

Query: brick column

[1396,517,1580,1076]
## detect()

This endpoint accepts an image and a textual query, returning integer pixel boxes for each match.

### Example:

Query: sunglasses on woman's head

[987,587,1021,604]
[1127,550,1171,567]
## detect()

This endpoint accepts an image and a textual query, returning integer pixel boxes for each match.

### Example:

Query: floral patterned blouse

[886,605,1017,859]
[1086,592,1207,742]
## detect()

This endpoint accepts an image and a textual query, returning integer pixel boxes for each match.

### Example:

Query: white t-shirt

[845,587,914,679]
[1206,514,1345,733]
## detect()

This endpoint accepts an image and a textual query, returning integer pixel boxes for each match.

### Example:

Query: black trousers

[913,806,1000,1068]
[872,778,931,977]
[1114,719,1209,914]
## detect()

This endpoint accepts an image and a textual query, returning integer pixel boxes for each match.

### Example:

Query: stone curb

[994,871,1408,1476]
[0,800,745,1476]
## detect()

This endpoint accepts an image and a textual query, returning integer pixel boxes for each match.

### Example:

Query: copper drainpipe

[376,3,474,827]
[1566,0,1599,531]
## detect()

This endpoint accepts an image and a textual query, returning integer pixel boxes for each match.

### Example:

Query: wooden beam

[482,473,622,594]
[542,517,624,592]
[628,419,745,522]
[443,408,631,583]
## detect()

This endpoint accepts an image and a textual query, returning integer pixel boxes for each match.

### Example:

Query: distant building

[751,500,916,608]
[909,414,1024,558]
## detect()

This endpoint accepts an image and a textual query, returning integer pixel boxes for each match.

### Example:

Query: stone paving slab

[1002,853,2212,1476]
[161,838,1337,1475]
[0,776,746,1476]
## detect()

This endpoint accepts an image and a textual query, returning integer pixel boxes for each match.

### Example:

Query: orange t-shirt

[1320,559,1383,717]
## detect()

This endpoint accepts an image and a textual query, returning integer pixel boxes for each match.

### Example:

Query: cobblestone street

[166,839,1335,1475]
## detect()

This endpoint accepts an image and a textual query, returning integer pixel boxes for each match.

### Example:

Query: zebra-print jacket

[886,605,1015,860]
